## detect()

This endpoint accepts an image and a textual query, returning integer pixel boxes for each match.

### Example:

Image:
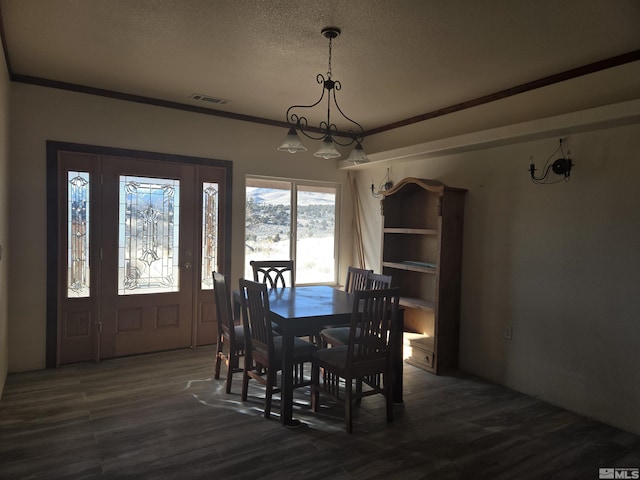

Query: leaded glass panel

[68,171,90,297]
[201,182,218,289]
[118,175,180,295]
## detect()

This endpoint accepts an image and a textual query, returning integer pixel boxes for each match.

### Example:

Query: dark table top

[267,285,353,321]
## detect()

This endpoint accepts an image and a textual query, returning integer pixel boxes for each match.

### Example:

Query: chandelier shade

[345,142,370,164]
[277,127,308,153]
[314,135,342,159]
[277,27,367,163]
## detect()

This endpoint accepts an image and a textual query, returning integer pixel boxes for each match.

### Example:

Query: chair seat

[314,338,386,370]
[320,326,359,347]
[250,335,317,364]
[273,336,318,363]
[313,344,349,369]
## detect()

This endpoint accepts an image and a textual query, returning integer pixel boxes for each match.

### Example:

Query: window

[245,177,339,285]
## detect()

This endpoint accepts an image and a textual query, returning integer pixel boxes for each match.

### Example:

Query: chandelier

[277,27,368,163]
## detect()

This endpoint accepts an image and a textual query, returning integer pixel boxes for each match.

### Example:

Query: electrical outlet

[504,327,513,340]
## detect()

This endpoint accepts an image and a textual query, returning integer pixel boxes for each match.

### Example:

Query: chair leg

[311,362,320,412]
[355,378,363,403]
[225,354,235,394]
[264,368,276,419]
[241,360,250,401]
[214,337,223,379]
[385,372,393,423]
[345,377,353,434]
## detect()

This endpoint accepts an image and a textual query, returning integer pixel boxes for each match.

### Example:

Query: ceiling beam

[365,50,640,136]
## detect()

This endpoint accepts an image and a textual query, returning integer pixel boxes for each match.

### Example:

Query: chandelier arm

[297,127,328,141]
[290,114,323,140]
[319,121,338,133]
[331,131,359,147]
[330,86,365,144]
[286,73,325,140]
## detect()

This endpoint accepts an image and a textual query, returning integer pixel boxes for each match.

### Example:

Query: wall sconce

[529,138,574,184]
[371,168,393,198]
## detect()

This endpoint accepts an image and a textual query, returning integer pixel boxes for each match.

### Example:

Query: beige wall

[353,114,640,435]
[0,36,10,396]
[7,83,354,372]
[5,73,640,436]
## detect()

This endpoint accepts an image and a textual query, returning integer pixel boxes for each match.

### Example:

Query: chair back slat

[250,260,294,289]
[367,272,393,290]
[239,279,275,358]
[213,272,236,342]
[344,266,372,293]
[348,288,400,366]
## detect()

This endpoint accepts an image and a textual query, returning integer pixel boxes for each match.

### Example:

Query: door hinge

[96,321,102,334]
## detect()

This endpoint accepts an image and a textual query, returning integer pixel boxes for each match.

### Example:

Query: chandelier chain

[327,36,333,79]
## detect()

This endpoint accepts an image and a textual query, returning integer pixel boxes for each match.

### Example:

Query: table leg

[392,309,404,404]
[280,324,300,427]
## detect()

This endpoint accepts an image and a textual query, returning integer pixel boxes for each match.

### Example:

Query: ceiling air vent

[190,93,231,105]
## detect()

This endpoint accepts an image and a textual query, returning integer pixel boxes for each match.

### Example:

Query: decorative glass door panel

[99,159,195,359]
[201,182,218,290]
[118,175,180,295]
[55,147,230,365]
[68,171,90,298]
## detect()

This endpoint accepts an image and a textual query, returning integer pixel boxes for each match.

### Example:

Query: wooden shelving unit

[381,178,467,374]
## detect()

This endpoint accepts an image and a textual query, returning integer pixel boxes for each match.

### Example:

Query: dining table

[236,284,404,428]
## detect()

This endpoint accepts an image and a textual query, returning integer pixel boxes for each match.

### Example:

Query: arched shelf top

[381,177,467,197]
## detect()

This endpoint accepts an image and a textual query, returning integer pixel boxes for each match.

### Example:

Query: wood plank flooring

[1,346,638,479]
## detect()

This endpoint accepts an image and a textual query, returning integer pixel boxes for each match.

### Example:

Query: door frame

[46,141,233,368]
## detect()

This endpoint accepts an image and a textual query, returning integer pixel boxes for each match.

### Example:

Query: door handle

[184,262,192,270]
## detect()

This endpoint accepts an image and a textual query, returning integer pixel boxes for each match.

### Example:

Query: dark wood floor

[1,346,638,480]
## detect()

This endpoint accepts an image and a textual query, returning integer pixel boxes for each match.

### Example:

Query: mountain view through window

[245,177,338,284]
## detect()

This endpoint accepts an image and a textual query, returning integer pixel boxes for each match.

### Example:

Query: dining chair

[250,260,295,288]
[311,287,400,433]
[319,271,393,348]
[250,259,324,343]
[368,272,393,290]
[344,266,372,293]
[213,271,245,394]
[239,278,317,419]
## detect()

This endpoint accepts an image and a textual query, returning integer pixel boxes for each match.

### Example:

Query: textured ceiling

[1,0,640,134]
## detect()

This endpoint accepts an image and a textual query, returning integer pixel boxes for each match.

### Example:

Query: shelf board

[404,332,435,349]
[384,227,439,235]
[399,296,435,312]
[383,261,437,273]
